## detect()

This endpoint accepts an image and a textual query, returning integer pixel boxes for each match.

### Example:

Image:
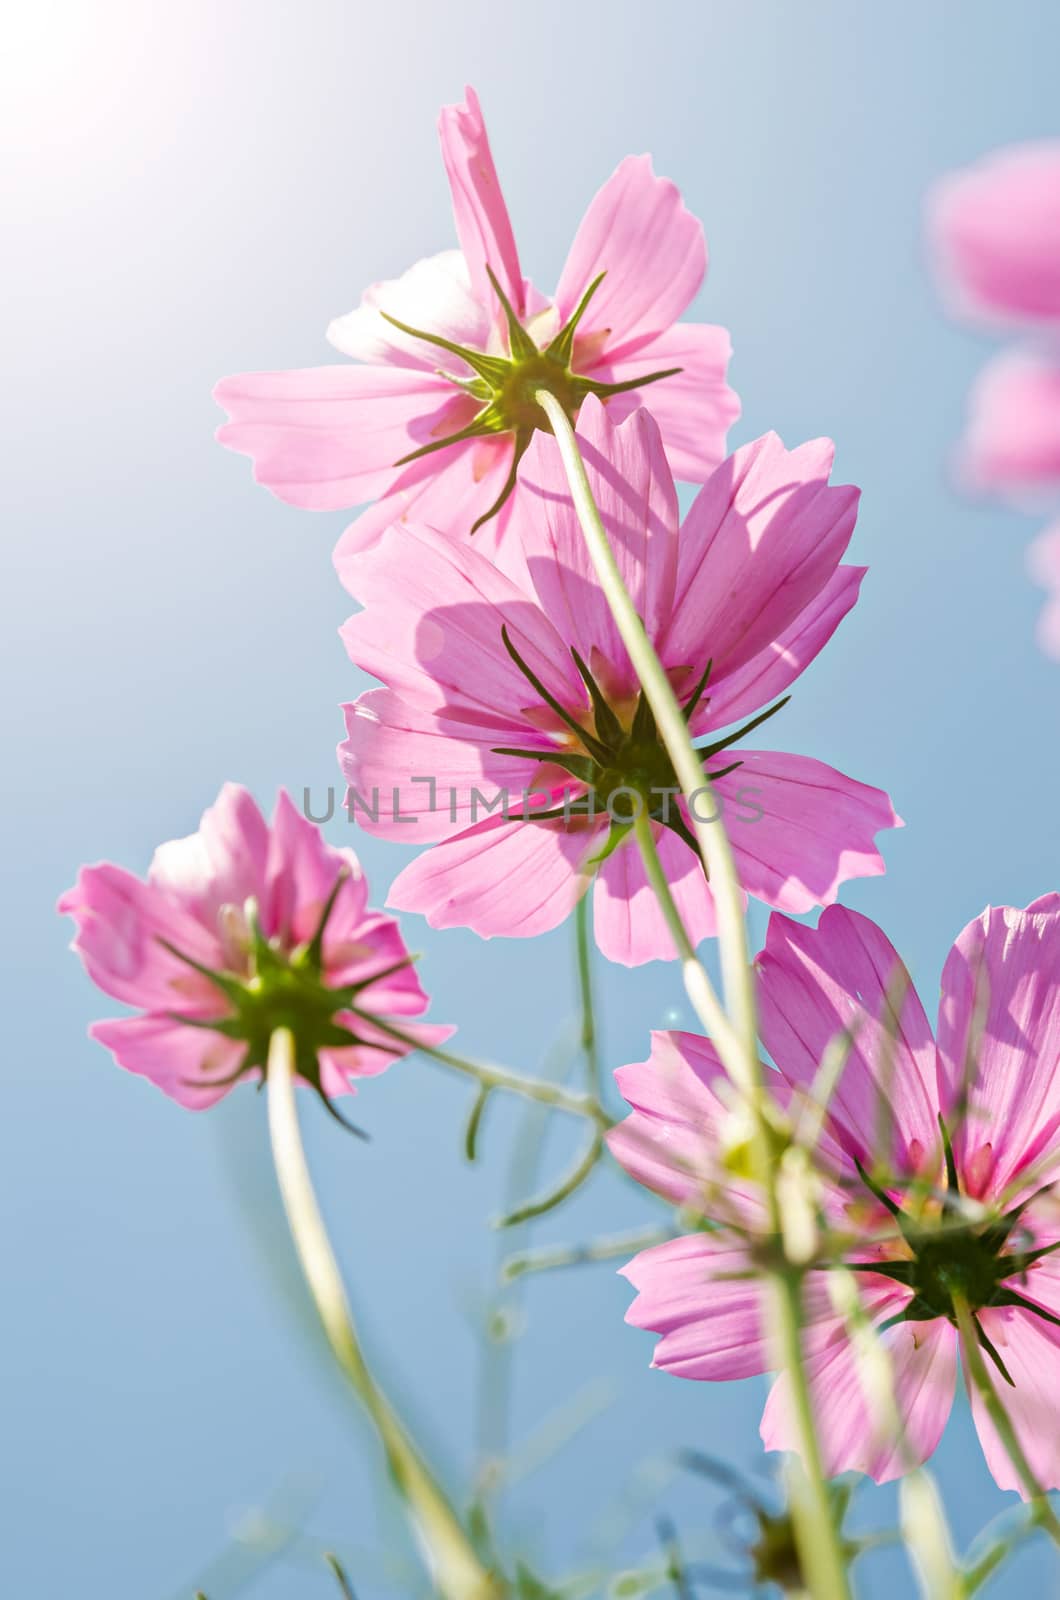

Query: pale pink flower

[928,142,1060,329]
[337,399,898,967]
[609,898,1060,1492]
[58,785,446,1115]
[958,349,1060,502]
[1028,521,1060,658]
[213,86,738,581]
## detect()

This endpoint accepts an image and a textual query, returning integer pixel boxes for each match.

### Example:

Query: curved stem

[265,1029,505,1600]
[953,1293,1060,1544]
[535,389,758,1080]
[542,401,851,1600]
[350,1008,612,1128]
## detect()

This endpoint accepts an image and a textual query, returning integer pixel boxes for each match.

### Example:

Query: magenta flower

[59,785,446,1116]
[957,348,1060,503]
[929,142,1060,329]
[213,86,738,579]
[1029,522,1060,659]
[337,399,898,967]
[609,898,1060,1492]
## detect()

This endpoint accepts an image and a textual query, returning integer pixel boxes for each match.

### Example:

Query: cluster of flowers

[929,141,1060,655]
[62,88,1060,1511]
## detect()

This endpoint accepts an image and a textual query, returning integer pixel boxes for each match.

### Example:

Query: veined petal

[621,1234,864,1382]
[513,399,680,698]
[584,322,739,482]
[968,1306,1060,1496]
[385,814,600,939]
[755,905,940,1175]
[555,155,706,361]
[339,519,581,714]
[148,783,270,927]
[936,896,1060,1201]
[663,433,860,681]
[699,566,867,733]
[593,821,721,967]
[762,1311,956,1483]
[438,88,525,318]
[214,364,462,510]
[332,435,517,588]
[712,751,900,917]
[608,1029,767,1219]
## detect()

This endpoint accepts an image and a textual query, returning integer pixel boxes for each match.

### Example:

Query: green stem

[953,1293,1060,1544]
[350,1007,612,1128]
[535,388,758,1079]
[574,892,602,1092]
[631,810,744,1060]
[542,398,851,1600]
[265,1029,505,1600]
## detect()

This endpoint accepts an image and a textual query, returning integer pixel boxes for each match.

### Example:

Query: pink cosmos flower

[58,784,446,1117]
[1028,522,1060,659]
[609,898,1060,1492]
[928,142,1060,329]
[337,398,898,968]
[958,349,1060,502]
[213,86,738,581]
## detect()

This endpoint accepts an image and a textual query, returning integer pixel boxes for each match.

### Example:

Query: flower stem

[265,1028,505,1600]
[953,1293,1060,1544]
[575,892,602,1093]
[350,1008,612,1128]
[541,398,851,1600]
[535,389,758,1077]
[631,810,743,1061]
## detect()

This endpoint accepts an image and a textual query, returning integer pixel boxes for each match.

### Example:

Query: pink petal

[762,1314,957,1483]
[585,322,739,482]
[755,905,940,1174]
[332,434,517,585]
[928,142,1060,328]
[214,364,464,510]
[57,863,223,1014]
[1027,521,1060,661]
[712,750,900,914]
[968,1305,1060,1495]
[555,155,706,361]
[620,1233,869,1381]
[701,566,867,731]
[264,789,368,949]
[662,434,860,681]
[338,688,573,845]
[512,398,680,698]
[957,349,1060,503]
[438,88,525,318]
[608,1029,766,1219]
[592,822,721,967]
[936,896,1060,1201]
[148,783,270,927]
[327,249,492,371]
[338,518,580,716]
[386,814,600,939]
[89,1015,247,1110]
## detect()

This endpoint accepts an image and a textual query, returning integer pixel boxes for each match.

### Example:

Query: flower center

[848,1123,1060,1385]
[159,872,408,1130]
[381,267,682,530]
[491,628,789,851]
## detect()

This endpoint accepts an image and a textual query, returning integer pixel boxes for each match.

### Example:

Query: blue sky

[5,3,1059,1595]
